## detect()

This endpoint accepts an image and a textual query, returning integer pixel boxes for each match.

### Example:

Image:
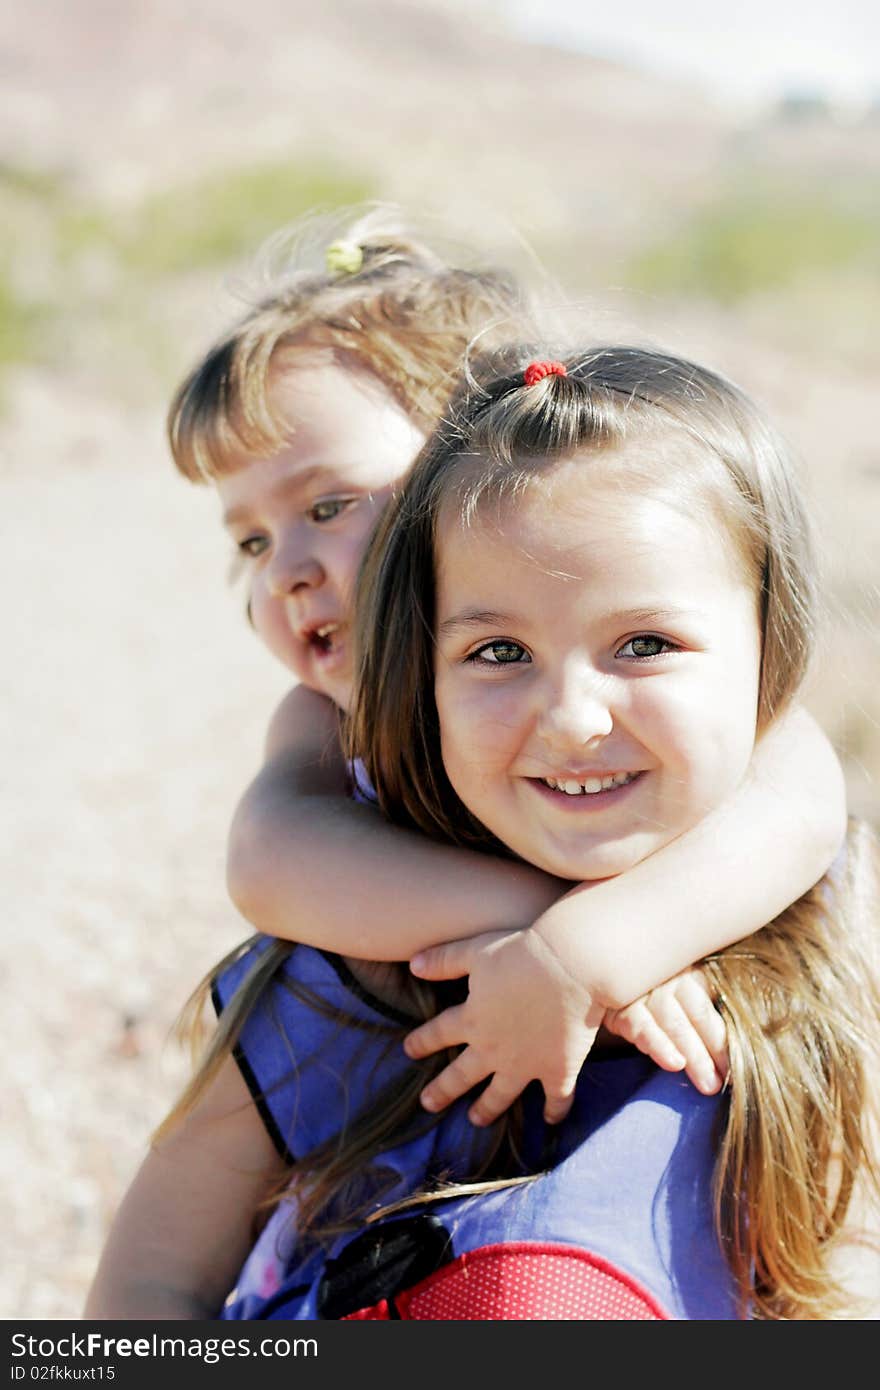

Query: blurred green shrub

[0,157,374,392]
[0,162,62,370]
[0,273,40,367]
[103,161,373,274]
[630,186,880,302]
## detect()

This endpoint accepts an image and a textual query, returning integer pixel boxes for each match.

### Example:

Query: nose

[536,660,613,752]
[265,540,325,597]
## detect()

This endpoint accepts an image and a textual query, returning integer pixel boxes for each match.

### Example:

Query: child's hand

[404,928,605,1127]
[603,968,728,1095]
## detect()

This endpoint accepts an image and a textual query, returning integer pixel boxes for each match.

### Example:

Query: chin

[322,676,353,712]
[542,836,666,882]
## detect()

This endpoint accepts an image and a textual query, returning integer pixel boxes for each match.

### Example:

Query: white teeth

[315,623,339,638]
[542,773,636,795]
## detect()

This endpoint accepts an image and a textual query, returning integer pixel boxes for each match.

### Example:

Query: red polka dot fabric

[344,1242,670,1320]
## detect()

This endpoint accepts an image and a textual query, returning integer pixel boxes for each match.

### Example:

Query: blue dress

[213,937,739,1320]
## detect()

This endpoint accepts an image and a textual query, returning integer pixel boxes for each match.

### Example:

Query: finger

[607,1002,687,1072]
[403,1004,468,1060]
[467,1075,524,1128]
[649,996,723,1095]
[420,1048,488,1114]
[410,941,472,981]
[542,1082,577,1126]
[674,976,730,1078]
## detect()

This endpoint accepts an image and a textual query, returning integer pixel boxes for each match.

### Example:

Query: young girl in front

[339,344,879,1319]
[85,215,848,1320]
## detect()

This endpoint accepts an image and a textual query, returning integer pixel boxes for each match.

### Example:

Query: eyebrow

[438,605,706,637]
[601,606,708,629]
[438,609,518,636]
[221,465,336,528]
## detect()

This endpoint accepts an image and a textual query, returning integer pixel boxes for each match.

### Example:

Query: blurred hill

[2,0,879,383]
[3,0,726,203]
[3,0,878,795]
[0,0,729,396]
[2,0,879,1319]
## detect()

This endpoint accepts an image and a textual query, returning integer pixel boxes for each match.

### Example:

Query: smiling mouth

[538,772,640,796]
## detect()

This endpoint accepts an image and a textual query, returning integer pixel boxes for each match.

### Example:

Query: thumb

[410,940,471,980]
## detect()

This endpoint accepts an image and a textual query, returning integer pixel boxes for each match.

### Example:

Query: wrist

[528,913,614,1015]
[531,895,635,1012]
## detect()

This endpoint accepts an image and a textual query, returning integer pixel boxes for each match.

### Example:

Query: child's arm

[405,705,847,1124]
[83,1058,287,1319]
[226,684,567,956]
[230,694,842,1124]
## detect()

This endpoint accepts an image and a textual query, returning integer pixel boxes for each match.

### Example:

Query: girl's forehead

[439,479,689,569]
[435,449,758,603]
[267,352,402,428]
[439,443,703,536]
[216,355,424,498]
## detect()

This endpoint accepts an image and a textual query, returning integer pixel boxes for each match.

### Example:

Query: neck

[343,956,419,1016]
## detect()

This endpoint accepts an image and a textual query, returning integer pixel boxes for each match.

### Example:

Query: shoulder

[212,935,411,1027]
[244,684,348,799]
[264,684,341,760]
[212,938,415,1163]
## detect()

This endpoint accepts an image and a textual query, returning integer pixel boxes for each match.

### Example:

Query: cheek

[334,520,380,602]
[247,581,278,644]
[249,585,306,675]
[700,628,762,771]
[637,662,759,793]
[621,679,698,756]
[436,675,524,776]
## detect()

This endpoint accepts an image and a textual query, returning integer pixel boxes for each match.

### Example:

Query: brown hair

[352,345,817,847]
[166,206,527,482]
[348,344,880,1319]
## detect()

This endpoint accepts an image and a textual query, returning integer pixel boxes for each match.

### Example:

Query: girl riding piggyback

[348,347,880,1320]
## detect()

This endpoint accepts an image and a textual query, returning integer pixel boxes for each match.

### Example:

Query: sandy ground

[2,375,288,1319]
[3,309,878,1320]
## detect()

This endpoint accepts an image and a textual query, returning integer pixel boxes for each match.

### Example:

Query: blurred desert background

[3,0,879,1319]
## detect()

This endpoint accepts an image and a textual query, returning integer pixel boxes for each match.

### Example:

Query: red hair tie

[523,360,567,387]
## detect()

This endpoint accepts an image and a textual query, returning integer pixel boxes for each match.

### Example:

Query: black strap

[317,1213,453,1319]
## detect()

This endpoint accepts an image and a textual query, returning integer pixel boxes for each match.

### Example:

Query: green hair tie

[325,239,364,275]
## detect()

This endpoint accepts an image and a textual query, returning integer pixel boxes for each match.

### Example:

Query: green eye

[238,535,268,557]
[618,635,673,658]
[473,640,529,665]
[309,498,353,524]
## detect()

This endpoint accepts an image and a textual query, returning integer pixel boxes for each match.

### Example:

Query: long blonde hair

[349,344,880,1319]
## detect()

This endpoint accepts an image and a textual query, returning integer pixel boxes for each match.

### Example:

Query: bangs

[167,340,297,482]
